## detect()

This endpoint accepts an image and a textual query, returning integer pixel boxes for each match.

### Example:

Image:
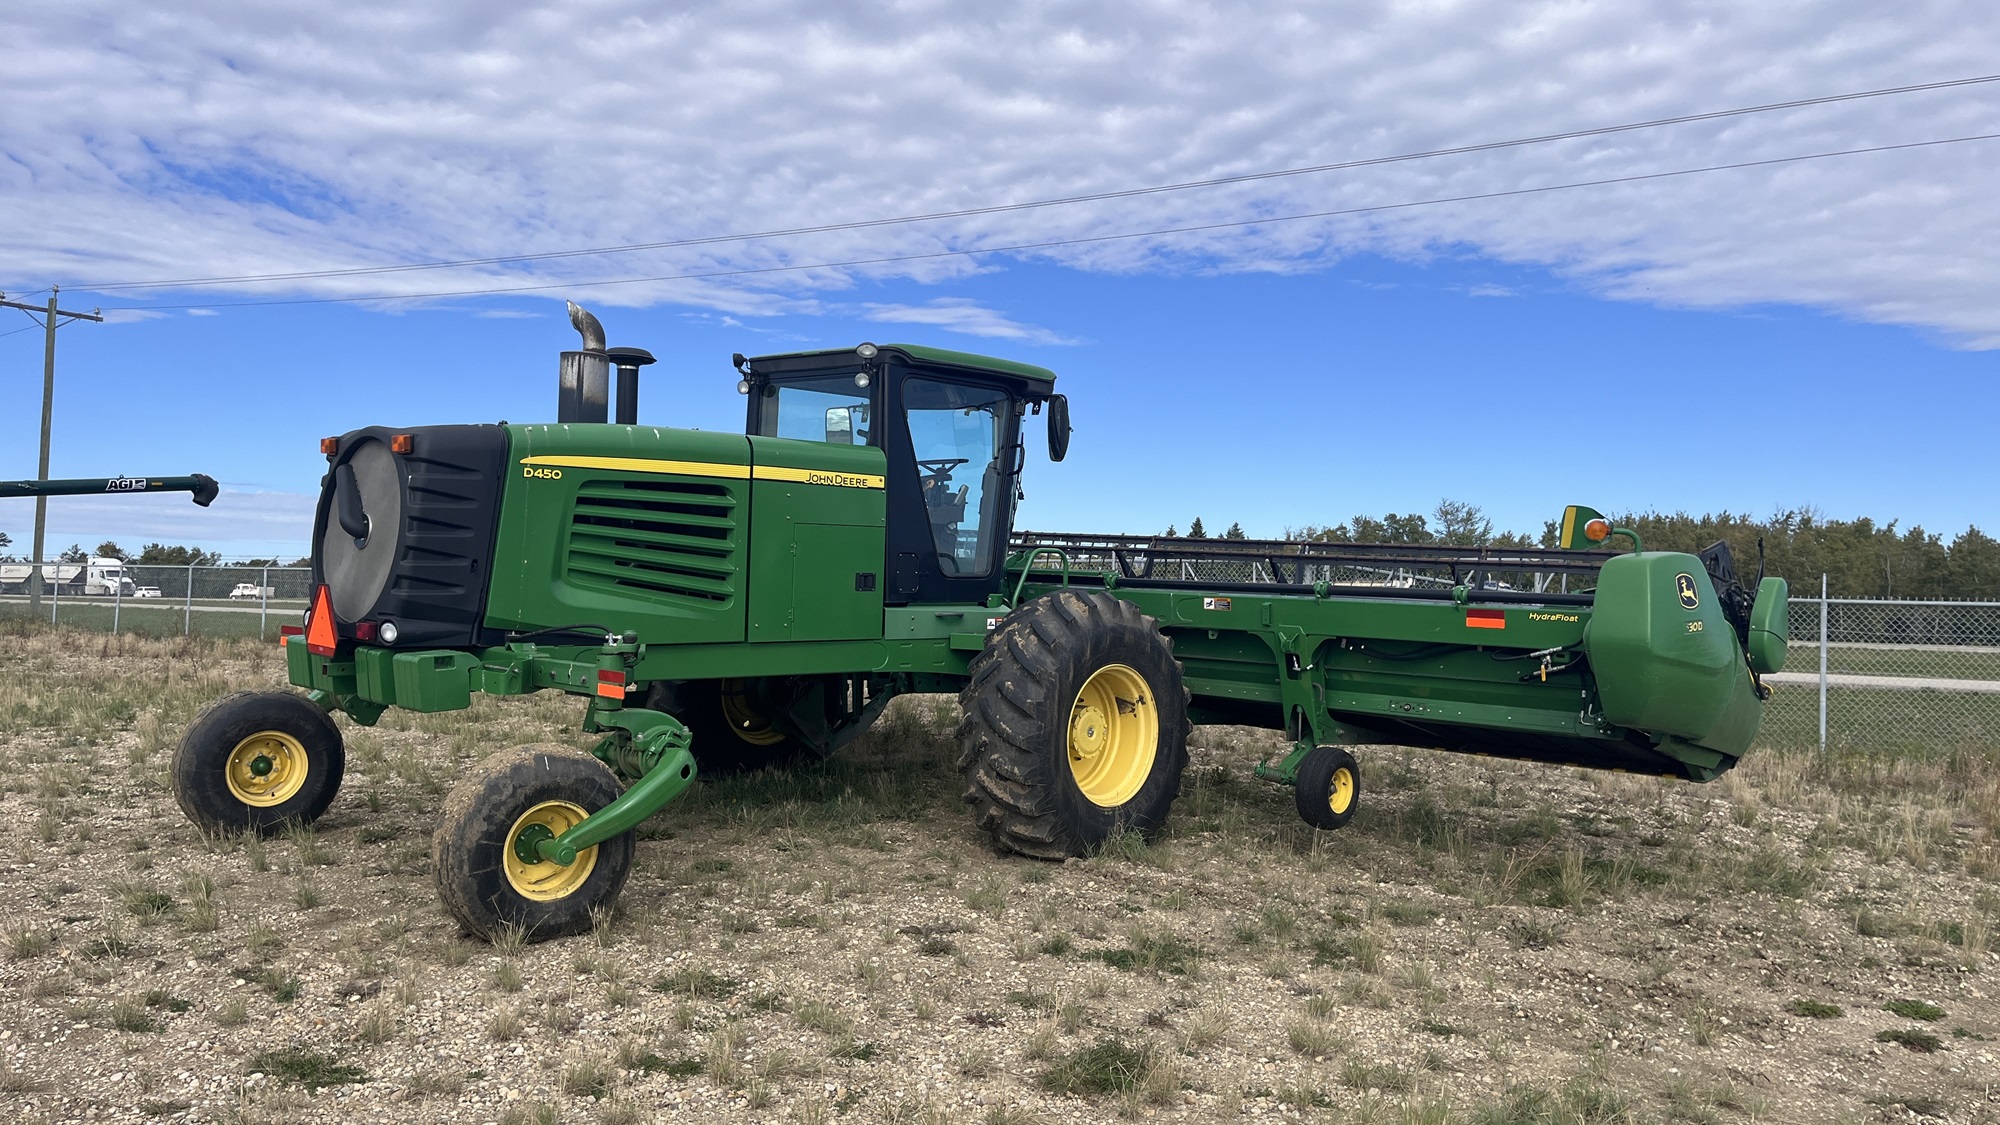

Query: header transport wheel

[1293,746,1362,831]
[957,590,1190,858]
[432,745,634,944]
[172,691,345,835]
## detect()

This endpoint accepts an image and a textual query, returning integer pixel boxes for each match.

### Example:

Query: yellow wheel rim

[503,801,598,902]
[719,681,785,746]
[224,731,309,807]
[1328,766,1356,816]
[1066,664,1158,808]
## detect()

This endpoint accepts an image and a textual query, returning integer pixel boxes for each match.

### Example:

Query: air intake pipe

[557,301,609,423]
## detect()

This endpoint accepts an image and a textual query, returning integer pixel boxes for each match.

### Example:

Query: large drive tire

[433,745,636,943]
[957,589,1190,858]
[173,691,345,835]
[643,679,807,776]
[1293,745,1361,831]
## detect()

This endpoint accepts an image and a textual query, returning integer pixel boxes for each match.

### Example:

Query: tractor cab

[738,343,1066,606]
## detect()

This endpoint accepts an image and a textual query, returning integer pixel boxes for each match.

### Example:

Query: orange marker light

[1584,518,1611,542]
[320,437,339,455]
[306,585,339,656]
[391,434,414,454]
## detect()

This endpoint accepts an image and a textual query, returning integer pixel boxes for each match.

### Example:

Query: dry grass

[0,624,1995,1123]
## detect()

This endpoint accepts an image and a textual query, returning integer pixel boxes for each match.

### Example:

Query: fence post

[259,565,269,641]
[113,569,122,635]
[184,563,194,635]
[50,567,58,625]
[1818,573,1828,752]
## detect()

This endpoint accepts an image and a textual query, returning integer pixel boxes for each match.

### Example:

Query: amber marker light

[1584,518,1611,542]
[391,434,414,454]
[320,437,339,455]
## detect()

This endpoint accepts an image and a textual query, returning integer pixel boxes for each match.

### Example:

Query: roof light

[856,342,878,360]
[854,371,871,388]
[737,378,751,395]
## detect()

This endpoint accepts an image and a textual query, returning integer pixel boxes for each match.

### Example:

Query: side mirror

[1047,395,1070,462]
[824,406,853,444]
[1558,504,1610,549]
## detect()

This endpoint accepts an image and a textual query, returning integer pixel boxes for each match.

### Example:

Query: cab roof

[747,343,1056,396]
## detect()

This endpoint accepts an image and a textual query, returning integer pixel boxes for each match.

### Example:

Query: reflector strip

[595,681,626,699]
[306,585,339,655]
[1465,609,1507,630]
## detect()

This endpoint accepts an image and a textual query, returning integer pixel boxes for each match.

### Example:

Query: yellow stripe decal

[1560,505,1577,547]
[518,456,883,489]
[752,465,885,489]
[519,456,750,480]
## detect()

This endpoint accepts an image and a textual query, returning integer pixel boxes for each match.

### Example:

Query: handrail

[1010,547,1071,608]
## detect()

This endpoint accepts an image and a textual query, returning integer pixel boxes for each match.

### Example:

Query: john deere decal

[1675,573,1701,611]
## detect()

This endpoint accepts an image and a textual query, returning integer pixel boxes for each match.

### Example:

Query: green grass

[1883,998,1946,1021]
[1786,998,1843,1019]
[1875,1028,1944,1053]
[247,1047,367,1090]
[1038,1037,1152,1097]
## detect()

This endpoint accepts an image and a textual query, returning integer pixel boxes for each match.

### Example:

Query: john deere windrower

[171,303,1788,942]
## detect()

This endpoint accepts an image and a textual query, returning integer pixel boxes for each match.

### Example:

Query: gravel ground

[2,633,1997,1124]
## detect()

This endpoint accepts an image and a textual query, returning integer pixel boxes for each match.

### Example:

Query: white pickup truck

[228,583,278,599]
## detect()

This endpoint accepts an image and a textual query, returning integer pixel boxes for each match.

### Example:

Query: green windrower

[166,300,1788,946]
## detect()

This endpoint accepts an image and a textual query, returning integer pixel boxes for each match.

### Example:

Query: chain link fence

[3,557,1993,753]
[1763,592,2000,754]
[0,565,310,639]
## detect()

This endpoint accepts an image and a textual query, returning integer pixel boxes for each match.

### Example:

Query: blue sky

[4,3,1999,560]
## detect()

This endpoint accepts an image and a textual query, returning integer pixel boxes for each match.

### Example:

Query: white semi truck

[0,557,136,597]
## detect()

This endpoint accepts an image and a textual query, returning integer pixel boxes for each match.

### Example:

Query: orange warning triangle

[306,585,339,655]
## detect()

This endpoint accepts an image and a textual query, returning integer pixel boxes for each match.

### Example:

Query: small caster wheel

[433,745,635,943]
[1294,746,1360,830]
[173,691,345,835]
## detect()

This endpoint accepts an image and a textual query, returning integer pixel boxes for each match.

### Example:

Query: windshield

[754,373,874,445]
[904,377,1008,577]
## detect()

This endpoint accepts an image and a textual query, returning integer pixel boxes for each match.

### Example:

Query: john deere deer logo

[1675,573,1700,611]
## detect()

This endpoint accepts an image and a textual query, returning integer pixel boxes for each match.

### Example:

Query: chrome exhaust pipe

[558,300,610,423]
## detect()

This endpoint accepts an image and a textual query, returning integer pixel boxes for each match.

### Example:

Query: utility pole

[1,287,103,615]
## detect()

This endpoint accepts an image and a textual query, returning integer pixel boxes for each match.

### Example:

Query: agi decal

[1675,573,1701,611]
[104,477,151,493]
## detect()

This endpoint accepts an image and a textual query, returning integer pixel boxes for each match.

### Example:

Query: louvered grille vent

[565,479,738,602]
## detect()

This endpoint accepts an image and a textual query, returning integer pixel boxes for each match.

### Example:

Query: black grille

[565,479,739,603]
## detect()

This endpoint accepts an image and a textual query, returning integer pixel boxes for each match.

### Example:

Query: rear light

[378,621,399,645]
[306,585,339,656]
[596,669,627,700]
[278,624,303,647]
[353,621,378,642]
[391,434,414,454]
[321,437,339,455]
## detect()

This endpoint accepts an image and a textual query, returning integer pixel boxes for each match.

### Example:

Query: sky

[3,2,1998,561]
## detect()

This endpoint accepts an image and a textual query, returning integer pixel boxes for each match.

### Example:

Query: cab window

[755,374,873,445]
[903,377,1007,577]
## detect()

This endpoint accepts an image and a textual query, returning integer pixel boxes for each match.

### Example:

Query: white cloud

[861,299,1079,346]
[185,308,219,316]
[1465,284,1519,299]
[4,4,1999,342]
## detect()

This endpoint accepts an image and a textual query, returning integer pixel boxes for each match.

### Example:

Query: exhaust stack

[558,301,610,423]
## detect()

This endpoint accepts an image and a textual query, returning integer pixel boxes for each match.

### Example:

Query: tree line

[1161,500,2000,600]
[0,535,307,568]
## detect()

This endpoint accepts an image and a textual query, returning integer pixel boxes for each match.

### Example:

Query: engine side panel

[485,425,753,644]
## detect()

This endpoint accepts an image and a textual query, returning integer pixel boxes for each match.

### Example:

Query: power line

[74,71,2000,294]
[103,130,2000,313]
